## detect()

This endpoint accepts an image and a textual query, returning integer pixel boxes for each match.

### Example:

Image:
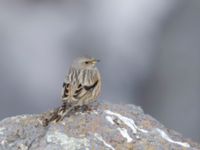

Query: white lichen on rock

[0,127,5,135]
[46,131,90,150]
[17,144,28,150]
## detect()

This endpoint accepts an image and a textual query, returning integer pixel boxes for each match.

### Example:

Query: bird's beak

[91,59,100,64]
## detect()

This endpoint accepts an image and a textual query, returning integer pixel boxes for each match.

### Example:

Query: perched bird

[43,56,101,125]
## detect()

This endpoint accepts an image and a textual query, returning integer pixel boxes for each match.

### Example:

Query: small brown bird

[43,56,101,125]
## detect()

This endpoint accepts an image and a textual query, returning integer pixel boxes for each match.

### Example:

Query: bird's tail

[42,102,72,126]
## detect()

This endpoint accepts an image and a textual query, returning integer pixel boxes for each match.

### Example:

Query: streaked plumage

[43,56,101,125]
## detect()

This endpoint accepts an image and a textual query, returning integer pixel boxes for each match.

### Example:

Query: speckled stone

[0,103,199,150]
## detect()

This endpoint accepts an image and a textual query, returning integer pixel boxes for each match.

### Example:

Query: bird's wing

[73,80,99,99]
[84,80,99,91]
[62,69,100,103]
[61,82,70,100]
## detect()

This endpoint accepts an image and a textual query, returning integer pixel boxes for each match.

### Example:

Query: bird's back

[61,67,101,105]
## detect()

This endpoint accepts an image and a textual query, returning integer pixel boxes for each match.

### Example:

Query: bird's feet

[81,105,92,112]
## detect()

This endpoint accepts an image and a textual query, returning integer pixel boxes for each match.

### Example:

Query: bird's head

[72,56,100,69]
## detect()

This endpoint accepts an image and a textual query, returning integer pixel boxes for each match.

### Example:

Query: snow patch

[94,133,115,150]
[105,116,115,125]
[117,128,133,143]
[156,128,190,148]
[105,110,148,134]
[92,110,98,115]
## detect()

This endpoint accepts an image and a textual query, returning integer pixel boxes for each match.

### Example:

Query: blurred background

[0,0,200,142]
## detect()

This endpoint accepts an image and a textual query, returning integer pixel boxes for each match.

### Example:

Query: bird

[43,56,101,126]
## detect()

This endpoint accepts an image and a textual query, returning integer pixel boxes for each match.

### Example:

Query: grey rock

[0,103,199,150]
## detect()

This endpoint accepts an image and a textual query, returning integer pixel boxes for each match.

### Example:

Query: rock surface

[0,103,199,150]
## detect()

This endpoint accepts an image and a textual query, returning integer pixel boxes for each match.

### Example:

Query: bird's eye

[85,61,89,64]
